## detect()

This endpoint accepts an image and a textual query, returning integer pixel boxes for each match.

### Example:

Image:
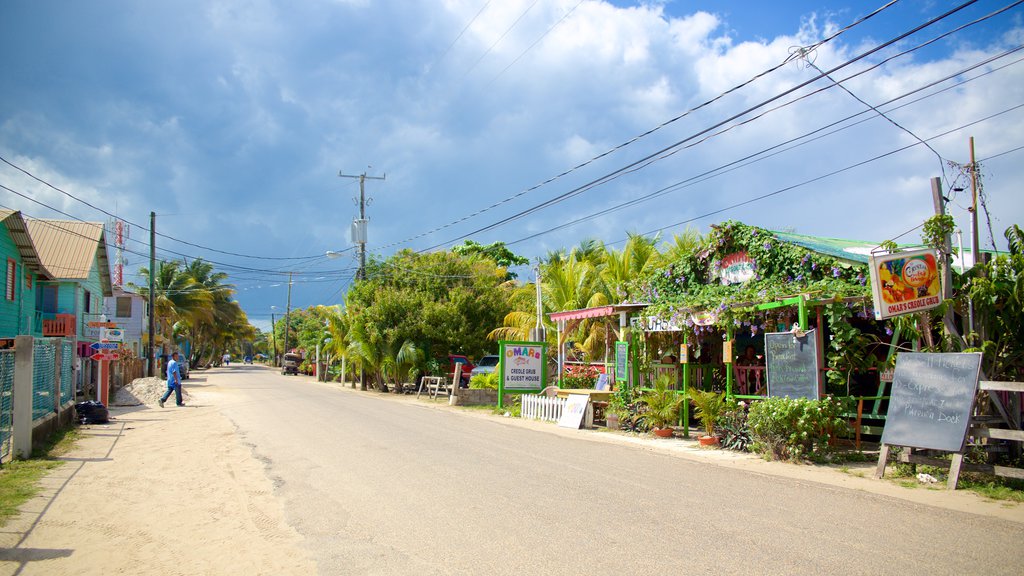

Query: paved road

[213,365,1022,575]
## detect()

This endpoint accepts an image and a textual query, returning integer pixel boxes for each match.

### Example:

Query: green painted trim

[497,340,547,409]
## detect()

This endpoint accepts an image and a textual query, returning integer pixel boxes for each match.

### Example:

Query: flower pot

[698,435,720,447]
[653,427,674,438]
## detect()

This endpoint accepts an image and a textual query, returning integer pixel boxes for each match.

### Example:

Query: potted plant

[641,374,683,438]
[688,388,727,446]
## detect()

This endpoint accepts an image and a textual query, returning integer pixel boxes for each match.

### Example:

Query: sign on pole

[497,340,547,409]
[868,249,942,320]
[90,342,119,351]
[100,328,124,342]
[91,352,120,361]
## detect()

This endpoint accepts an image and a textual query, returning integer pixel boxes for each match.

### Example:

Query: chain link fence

[32,339,57,422]
[0,350,16,462]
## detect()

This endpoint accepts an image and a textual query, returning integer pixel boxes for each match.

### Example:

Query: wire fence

[0,350,16,462]
[32,339,57,421]
[60,340,74,405]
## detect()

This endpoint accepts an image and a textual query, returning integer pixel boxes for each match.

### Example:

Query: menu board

[880,352,982,452]
[765,329,819,400]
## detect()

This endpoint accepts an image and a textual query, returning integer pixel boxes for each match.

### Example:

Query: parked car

[447,354,475,387]
[282,352,302,375]
[470,355,500,378]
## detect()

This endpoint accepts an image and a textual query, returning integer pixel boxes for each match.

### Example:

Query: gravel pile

[113,377,191,406]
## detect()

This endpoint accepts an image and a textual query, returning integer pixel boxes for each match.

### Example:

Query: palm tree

[130,260,211,356]
[662,227,703,264]
[602,233,662,303]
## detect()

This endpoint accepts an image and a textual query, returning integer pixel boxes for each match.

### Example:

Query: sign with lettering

[100,328,124,342]
[499,341,546,391]
[615,341,628,382]
[765,329,819,400]
[880,352,982,452]
[869,249,942,320]
[719,251,756,285]
[558,394,590,429]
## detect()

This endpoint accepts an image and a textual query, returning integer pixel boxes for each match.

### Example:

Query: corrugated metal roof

[0,210,50,279]
[25,218,112,296]
[770,230,885,264]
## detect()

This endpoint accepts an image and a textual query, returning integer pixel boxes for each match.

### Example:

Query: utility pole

[339,171,385,281]
[147,211,156,377]
[270,312,278,366]
[339,170,384,391]
[283,272,293,356]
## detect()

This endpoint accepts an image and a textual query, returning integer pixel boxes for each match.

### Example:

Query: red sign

[719,251,756,285]
[91,352,120,361]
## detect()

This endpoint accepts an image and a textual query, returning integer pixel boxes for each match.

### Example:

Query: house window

[84,289,91,313]
[25,272,32,290]
[5,259,14,301]
[116,296,132,318]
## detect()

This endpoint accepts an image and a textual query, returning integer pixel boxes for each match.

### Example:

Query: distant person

[223,353,230,366]
[738,345,763,366]
[159,352,184,408]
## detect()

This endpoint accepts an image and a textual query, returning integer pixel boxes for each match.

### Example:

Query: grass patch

[0,426,80,527]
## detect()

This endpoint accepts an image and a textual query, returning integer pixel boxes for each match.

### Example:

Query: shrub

[469,372,499,389]
[688,388,728,438]
[719,401,752,452]
[747,396,850,461]
[561,364,601,389]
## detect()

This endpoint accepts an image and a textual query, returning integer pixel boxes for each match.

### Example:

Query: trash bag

[75,400,109,425]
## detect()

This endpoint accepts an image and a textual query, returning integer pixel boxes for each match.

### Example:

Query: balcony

[42,313,76,337]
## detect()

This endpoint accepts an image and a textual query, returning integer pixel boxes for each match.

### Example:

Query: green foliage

[560,365,601,389]
[688,388,727,437]
[452,240,529,278]
[921,215,956,253]
[822,302,884,393]
[639,221,869,332]
[718,401,752,451]
[469,372,499,389]
[961,224,1024,379]
[747,396,851,461]
[640,374,683,429]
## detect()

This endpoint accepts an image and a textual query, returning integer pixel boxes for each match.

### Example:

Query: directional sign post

[91,352,120,362]
[91,342,120,351]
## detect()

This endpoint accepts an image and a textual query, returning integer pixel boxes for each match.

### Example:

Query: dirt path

[0,382,316,576]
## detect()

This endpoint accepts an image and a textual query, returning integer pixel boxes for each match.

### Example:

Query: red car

[447,354,475,387]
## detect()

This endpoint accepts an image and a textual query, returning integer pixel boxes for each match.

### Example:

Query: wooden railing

[41,314,75,337]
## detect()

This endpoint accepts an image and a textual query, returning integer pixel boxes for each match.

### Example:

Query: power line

[415,0,995,253]
[502,44,1024,247]
[0,154,329,261]
[377,0,909,252]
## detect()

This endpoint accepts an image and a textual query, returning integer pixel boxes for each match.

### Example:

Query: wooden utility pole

[147,211,156,377]
[283,272,293,355]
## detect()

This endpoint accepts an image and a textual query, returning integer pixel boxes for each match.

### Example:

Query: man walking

[159,351,184,408]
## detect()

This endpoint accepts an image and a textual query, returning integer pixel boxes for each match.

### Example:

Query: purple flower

[796,274,804,281]
[885,326,893,336]
[832,266,841,278]
[752,229,759,237]
[750,325,758,335]
[801,254,810,264]
[811,262,817,271]
[857,273,866,285]
[763,242,772,251]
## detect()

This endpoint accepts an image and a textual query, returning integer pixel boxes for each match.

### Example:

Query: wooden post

[874,444,890,478]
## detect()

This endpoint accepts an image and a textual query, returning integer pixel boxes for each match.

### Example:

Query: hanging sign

[719,251,756,285]
[100,328,124,342]
[869,249,942,320]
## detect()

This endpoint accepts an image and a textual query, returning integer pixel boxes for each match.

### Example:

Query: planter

[652,427,674,438]
[698,435,720,447]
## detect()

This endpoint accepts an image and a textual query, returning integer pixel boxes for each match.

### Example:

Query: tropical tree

[130,260,211,356]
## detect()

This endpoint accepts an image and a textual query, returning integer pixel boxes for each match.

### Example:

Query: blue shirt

[167,358,181,387]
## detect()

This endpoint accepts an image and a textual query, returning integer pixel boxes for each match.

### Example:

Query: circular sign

[902,258,930,288]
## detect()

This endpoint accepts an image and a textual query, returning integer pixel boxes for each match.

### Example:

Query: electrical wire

[502,44,1024,247]
[411,0,991,253]
[377,0,911,252]
[486,0,586,86]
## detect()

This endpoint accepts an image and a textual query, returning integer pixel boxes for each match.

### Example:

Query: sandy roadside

[2,372,1021,576]
[0,378,316,576]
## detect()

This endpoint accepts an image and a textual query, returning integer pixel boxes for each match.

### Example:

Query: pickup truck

[282,352,302,375]
[447,354,474,387]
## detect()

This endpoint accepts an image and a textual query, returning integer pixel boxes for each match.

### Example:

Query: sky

[1,0,1022,331]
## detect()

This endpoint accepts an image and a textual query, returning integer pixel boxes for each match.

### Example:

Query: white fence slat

[520,394,567,423]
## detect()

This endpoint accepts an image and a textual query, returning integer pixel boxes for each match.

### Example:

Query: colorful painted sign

[615,341,628,382]
[100,328,125,342]
[558,394,590,429]
[869,249,942,320]
[719,251,756,285]
[90,352,120,361]
[90,342,119,350]
[499,341,546,391]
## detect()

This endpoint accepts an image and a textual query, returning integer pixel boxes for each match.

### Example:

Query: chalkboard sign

[765,329,819,400]
[880,352,982,452]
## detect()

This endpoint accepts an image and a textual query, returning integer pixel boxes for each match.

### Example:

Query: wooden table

[554,389,613,402]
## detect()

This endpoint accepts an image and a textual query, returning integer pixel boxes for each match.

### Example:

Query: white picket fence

[521,394,566,423]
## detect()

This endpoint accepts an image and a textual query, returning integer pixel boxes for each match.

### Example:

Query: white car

[470,355,500,378]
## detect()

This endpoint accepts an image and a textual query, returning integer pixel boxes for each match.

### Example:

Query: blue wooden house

[0,210,50,338]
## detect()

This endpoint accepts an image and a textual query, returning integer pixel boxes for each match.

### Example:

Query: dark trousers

[160,383,183,406]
